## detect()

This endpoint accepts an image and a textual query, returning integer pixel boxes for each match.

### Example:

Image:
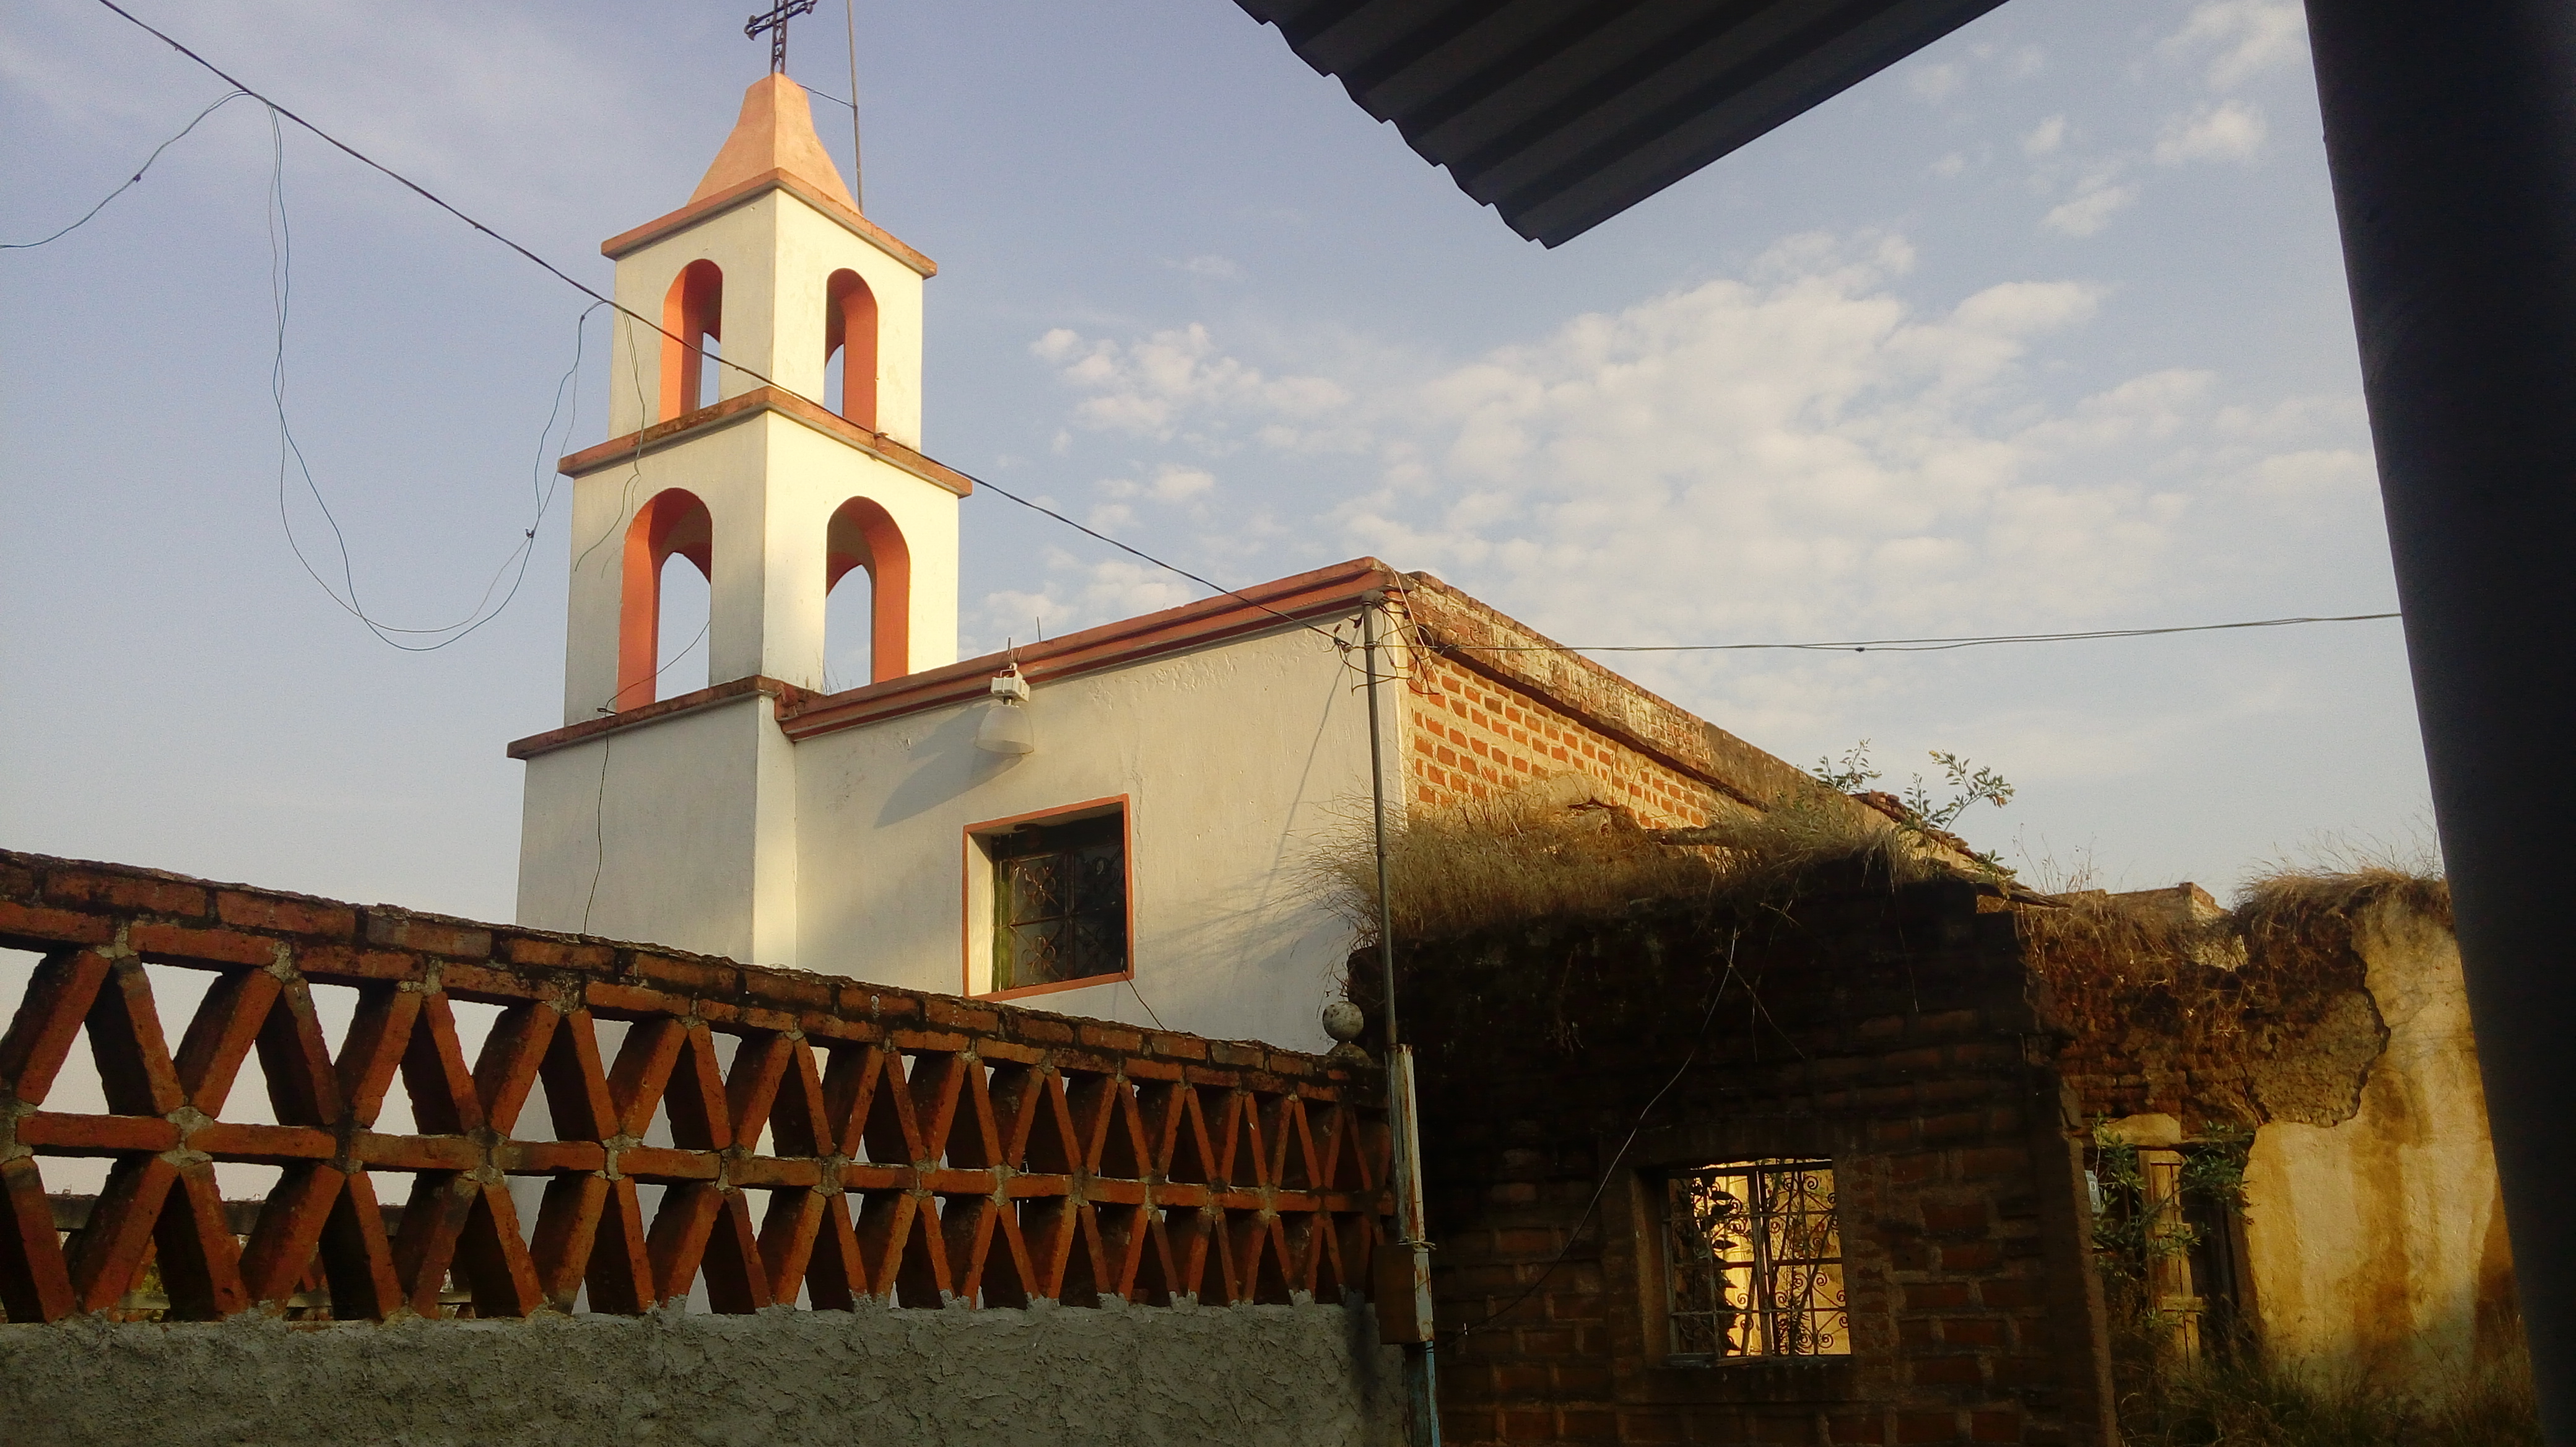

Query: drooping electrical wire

[83,0,2403,671]
[259,91,601,653]
[2,87,250,250]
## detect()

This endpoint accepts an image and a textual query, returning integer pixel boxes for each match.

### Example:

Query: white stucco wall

[517,693,799,966]
[791,625,1385,1053]
[2239,898,2522,1397]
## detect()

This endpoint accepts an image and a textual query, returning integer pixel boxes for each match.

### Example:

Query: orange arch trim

[618,489,713,710]
[825,268,879,432]
[660,260,723,422]
[824,496,908,683]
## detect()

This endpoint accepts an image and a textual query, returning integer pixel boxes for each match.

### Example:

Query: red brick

[1560,1411,1618,1441]
[743,969,832,1010]
[44,871,207,918]
[1940,1241,2003,1272]
[1911,1355,1985,1386]
[0,900,115,947]
[1904,1282,1973,1309]
[1554,1363,1613,1396]
[293,945,422,982]
[1829,1415,1889,1445]
[1897,1411,1963,1445]
[1957,1147,2024,1179]
[126,922,272,966]
[501,936,618,971]
[1969,1411,2021,1443]
[215,890,356,940]
[1921,1201,1989,1235]
[923,997,1001,1033]
[1619,1411,1686,1443]
[1920,1111,1987,1143]
[630,951,739,994]
[1941,1318,2008,1347]
[1977,1278,2042,1311]
[1018,1018,1076,1045]
[362,912,492,959]
[1082,1023,1145,1054]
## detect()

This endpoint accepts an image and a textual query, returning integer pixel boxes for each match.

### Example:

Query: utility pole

[1362,592,1442,1447]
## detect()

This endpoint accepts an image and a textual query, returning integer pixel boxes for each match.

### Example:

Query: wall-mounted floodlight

[974,667,1035,755]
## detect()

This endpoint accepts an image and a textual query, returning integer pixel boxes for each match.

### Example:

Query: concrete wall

[792,624,1382,1054]
[0,1301,1404,1447]
[2239,896,2523,1395]
[518,691,799,965]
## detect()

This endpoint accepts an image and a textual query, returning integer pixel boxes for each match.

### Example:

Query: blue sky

[1,0,2430,921]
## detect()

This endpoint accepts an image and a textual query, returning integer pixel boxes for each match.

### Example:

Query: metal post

[1363,595,1442,1446]
[2302,2,2576,1433]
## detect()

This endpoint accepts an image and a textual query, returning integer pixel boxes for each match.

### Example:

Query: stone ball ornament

[1321,999,1367,1044]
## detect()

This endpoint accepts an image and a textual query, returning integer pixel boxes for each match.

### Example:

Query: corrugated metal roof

[1234,0,2009,246]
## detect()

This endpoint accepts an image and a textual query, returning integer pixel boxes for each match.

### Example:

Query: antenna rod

[845,0,864,209]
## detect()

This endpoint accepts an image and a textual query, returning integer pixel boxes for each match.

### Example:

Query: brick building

[1382,877,2114,1446]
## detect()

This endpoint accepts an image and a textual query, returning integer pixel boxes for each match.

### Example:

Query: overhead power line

[1448,612,2402,656]
[80,1,2398,670]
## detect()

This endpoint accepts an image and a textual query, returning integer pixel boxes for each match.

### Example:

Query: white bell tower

[515,72,967,966]
[557,71,962,722]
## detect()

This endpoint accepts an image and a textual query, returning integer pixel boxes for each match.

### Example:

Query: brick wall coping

[1391,571,1866,817]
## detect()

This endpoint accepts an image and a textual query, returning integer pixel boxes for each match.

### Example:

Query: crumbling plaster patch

[0,1300,1405,1447]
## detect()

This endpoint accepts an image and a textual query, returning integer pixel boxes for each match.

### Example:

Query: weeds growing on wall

[1305,789,1939,945]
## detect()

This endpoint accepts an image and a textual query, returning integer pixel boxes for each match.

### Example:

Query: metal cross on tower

[744,0,818,73]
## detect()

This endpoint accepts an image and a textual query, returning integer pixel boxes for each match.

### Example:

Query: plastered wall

[2239,896,2523,1394]
[0,1300,1404,1447]
[793,626,1383,1054]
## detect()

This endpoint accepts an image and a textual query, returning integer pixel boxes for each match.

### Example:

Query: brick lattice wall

[0,851,1388,1327]
[1386,880,2114,1446]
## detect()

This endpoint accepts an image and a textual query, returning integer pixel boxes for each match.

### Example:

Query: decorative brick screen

[0,852,1386,1324]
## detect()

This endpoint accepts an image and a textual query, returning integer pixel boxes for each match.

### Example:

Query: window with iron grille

[1661,1159,1849,1359]
[988,812,1127,991]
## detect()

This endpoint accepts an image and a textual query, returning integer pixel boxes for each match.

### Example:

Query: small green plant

[1814,741,2016,875]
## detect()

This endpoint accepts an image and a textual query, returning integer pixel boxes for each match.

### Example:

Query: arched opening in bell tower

[824,268,878,432]
[659,260,724,421]
[617,488,713,710]
[824,496,908,686]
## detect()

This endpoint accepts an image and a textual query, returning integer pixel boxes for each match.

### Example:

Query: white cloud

[1909,62,1964,102]
[1931,152,1968,179]
[1025,235,2385,764]
[2155,101,2267,165]
[2164,1,2308,89]
[1170,255,1242,280]
[1033,322,1351,442]
[2022,115,2068,157]
[1100,463,1217,504]
[2043,184,2138,237]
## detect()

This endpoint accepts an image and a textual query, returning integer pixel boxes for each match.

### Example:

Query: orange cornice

[506,675,824,761]
[557,385,973,498]
[778,559,1398,741]
[601,167,937,277]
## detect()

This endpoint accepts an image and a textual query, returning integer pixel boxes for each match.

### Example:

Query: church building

[507,72,1853,1054]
